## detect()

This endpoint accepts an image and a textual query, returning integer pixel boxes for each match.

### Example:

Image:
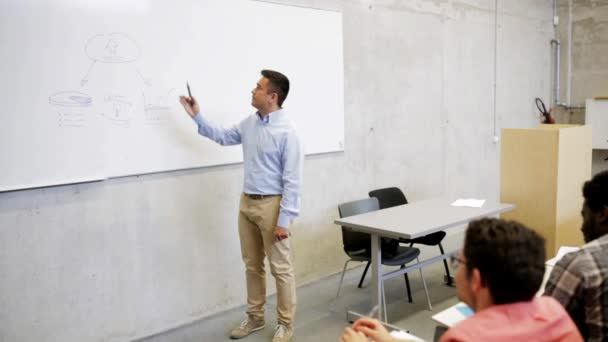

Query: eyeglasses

[450,255,466,269]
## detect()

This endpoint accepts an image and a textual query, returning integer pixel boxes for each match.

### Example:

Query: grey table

[334,197,515,322]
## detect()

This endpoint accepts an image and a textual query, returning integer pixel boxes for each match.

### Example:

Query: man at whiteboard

[180,70,302,342]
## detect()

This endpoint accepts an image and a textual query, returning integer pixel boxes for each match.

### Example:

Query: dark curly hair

[464,218,546,304]
[583,170,608,213]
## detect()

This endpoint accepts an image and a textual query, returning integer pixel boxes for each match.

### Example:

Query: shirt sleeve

[276,130,303,229]
[192,112,242,146]
[544,253,585,314]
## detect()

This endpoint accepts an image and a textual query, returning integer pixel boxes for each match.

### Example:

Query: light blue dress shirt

[192,109,303,229]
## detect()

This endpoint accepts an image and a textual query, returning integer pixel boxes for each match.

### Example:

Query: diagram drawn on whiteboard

[99,95,134,128]
[48,91,92,127]
[49,91,93,107]
[48,32,174,129]
[82,33,142,86]
[142,89,176,125]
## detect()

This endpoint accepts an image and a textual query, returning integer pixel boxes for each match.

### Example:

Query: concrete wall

[0,1,553,341]
[554,0,608,174]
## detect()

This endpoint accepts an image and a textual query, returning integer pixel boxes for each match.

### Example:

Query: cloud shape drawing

[85,33,140,63]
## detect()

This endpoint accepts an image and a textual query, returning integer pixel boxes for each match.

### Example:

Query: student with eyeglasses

[340,218,582,342]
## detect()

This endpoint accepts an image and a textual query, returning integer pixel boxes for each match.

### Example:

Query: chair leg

[416,257,432,310]
[381,281,388,322]
[439,243,453,286]
[358,261,371,288]
[401,265,413,303]
[336,259,351,299]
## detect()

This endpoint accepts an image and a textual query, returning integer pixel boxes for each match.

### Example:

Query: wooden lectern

[500,125,592,257]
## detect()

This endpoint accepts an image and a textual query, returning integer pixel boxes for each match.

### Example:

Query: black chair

[336,197,430,312]
[368,187,453,286]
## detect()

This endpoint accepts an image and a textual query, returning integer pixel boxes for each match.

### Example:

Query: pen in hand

[180,82,198,118]
[187,82,195,106]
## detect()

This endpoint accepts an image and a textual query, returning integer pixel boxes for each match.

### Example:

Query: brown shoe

[229,317,265,339]
[272,324,293,342]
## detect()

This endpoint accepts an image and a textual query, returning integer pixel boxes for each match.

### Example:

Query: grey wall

[554,0,608,174]
[0,1,554,341]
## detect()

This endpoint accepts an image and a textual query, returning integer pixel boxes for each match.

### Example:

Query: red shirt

[440,296,582,342]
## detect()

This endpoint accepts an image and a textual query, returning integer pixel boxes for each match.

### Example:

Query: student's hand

[340,327,368,342]
[352,318,394,342]
[274,226,289,241]
[179,95,199,118]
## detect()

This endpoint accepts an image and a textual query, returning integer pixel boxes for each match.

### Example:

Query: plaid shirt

[544,234,608,342]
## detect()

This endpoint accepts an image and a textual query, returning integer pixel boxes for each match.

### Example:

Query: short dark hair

[261,69,289,107]
[583,170,608,213]
[463,218,545,305]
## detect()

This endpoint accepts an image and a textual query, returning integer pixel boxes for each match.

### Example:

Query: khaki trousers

[238,194,297,327]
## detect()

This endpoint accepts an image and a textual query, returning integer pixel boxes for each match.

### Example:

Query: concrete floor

[136,262,459,342]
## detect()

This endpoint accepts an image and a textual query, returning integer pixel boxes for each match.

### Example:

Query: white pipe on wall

[567,0,573,106]
[493,0,498,140]
[553,0,559,25]
[551,39,561,106]
[554,0,585,110]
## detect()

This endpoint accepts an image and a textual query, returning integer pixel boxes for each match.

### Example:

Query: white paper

[451,198,486,208]
[390,330,425,341]
[546,246,580,266]
[432,302,473,327]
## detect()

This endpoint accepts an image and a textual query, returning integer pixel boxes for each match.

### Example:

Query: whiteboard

[0,0,344,191]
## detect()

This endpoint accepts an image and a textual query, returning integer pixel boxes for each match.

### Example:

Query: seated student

[340,218,582,342]
[544,170,608,341]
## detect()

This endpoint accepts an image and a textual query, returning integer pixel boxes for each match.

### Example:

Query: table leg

[370,234,382,320]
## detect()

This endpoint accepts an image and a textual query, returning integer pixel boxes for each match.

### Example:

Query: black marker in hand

[187,82,195,106]
[180,82,198,118]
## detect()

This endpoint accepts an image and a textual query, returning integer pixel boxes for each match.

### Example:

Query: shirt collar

[585,232,608,248]
[257,109,283,124]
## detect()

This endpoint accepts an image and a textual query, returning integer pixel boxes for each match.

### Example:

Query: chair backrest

[338,197,379,218]
[370,187,446,246]
[338,198,379,255]
[368,187,408,209]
